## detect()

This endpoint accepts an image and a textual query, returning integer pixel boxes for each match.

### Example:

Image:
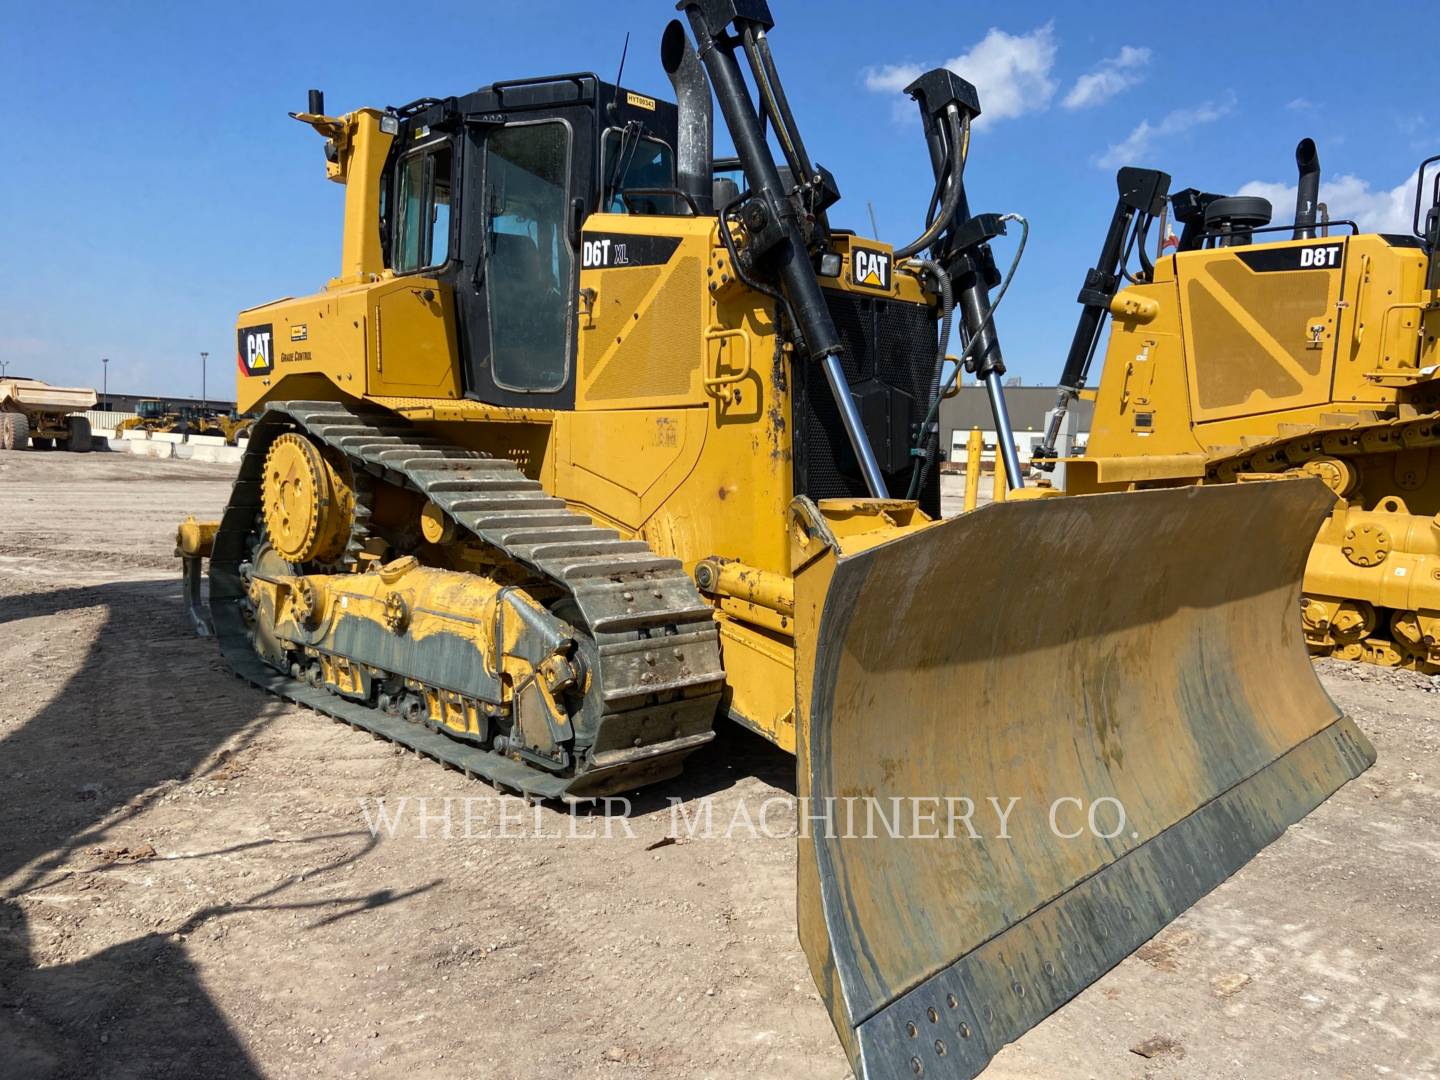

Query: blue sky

[1,0,1431,397]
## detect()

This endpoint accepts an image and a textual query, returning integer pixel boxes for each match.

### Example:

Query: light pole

[200,351,208,412]
[102,357,109,409]
[0,360,9,378]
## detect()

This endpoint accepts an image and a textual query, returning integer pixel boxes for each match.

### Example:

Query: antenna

[609,32,631,120]
[867,201,880,240]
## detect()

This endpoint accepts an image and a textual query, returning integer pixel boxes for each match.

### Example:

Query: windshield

[601,128,676,213]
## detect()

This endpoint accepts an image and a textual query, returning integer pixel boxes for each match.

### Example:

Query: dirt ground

[1,450,1437,1080]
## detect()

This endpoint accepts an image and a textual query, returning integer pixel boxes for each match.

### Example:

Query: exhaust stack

[1294,137,1321,240]
[661,20,714,215]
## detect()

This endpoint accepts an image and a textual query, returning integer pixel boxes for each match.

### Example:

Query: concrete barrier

[188,444,244,464]
[90,430,242,464]
[128,439,175,460]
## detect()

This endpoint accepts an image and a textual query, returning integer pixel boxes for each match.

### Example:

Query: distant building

[939,385,1093,467]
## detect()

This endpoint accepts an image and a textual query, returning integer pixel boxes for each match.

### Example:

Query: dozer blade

[793,480,1374,1080]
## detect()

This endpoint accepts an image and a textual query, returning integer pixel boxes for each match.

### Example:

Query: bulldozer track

[1203,411,1440,481]
[208,400,725,799]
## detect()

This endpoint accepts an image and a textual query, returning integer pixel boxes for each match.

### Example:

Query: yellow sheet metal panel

[1064,452,1209,492]
[330,110,394,285]
[576,214,715,410]
[715,615,796,751]
[1081,272,1207,462]
[1337,234,1430,387]
[554,409,707,532]
[369,278,462,398]
[1178,238,1347,421]
[287,106,394,285]
[794,480,1373,1079]
[235,288,374,414]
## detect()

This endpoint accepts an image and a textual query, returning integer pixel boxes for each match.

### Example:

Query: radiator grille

[791,290,941,514]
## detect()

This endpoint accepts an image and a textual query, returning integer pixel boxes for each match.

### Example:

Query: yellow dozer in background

[178,4,1374,1076]
[1037,141,1440,674]
[116,399,256,445]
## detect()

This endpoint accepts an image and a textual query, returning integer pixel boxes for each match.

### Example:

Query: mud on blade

[793,481,1374,1079]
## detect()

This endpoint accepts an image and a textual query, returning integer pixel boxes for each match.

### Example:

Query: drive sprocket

[261,432,354,564]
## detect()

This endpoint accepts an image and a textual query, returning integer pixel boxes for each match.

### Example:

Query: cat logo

[236,324,274,376]
[852,244,892,291]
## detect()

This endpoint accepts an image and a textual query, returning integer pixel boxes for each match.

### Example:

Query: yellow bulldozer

[116,398,255,445]
[1037,141,1440,674]
[177,5,1375,1076]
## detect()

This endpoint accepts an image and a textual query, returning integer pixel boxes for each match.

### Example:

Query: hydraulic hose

[895,107,969,260]
[911,214,1030,483]
[905,258,954,500]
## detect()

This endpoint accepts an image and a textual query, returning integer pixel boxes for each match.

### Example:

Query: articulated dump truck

[1038,140,1440,676]
[0,376,96,450]
[177,5,1374,1076]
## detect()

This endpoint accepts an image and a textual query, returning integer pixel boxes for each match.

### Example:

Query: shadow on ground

[0,574,804,1076]
[0,580,428,1078]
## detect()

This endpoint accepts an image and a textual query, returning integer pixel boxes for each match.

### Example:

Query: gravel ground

[1,449,1436,1079]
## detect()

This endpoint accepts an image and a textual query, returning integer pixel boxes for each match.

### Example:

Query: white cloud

[1062,45,1151,110]
[864,63,925,95]
[955,24,1058,126]
[1286,97,1315,111]
[863,23,1058,129]
[1236,171,1420,234]
[1095,96,1234,169]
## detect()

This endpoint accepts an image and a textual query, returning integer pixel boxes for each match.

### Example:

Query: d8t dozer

[1038,140,1440,675]
[179,5,1373,1075]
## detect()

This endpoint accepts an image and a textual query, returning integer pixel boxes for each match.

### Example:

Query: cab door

[454,107,594,410]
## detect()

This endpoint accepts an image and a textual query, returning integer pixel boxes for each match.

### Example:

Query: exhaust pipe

[1293,137,1320,240]
[661,20,714,215]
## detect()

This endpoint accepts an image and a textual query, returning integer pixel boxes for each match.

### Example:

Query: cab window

[393,144,452,272]
[483,122,573,392]
[601,128,675,213]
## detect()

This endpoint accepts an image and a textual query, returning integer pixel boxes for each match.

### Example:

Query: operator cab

[377,76,683,409]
